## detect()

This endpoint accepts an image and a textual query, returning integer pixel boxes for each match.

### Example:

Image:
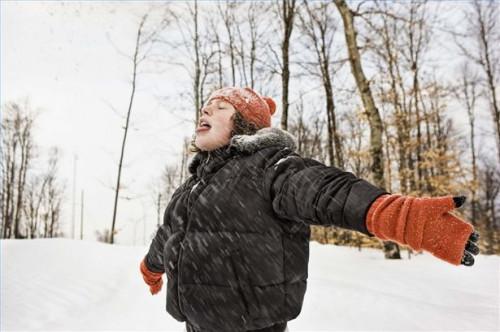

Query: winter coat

[144,127,387,332]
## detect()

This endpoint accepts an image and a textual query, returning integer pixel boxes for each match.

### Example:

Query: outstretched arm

[263,149,388,235]
[264,149,479,266]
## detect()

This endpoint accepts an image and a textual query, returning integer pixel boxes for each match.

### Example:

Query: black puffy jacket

[144,127,387,331]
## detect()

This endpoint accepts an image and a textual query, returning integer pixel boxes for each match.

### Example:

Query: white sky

[2,1,196,245]
[1,1,497,245]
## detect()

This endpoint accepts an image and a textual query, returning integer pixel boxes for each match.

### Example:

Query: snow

[1,239,498,331]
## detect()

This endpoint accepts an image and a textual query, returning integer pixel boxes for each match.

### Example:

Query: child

[140,87,480,332]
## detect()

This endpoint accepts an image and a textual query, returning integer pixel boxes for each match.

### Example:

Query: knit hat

[206,87,276,129]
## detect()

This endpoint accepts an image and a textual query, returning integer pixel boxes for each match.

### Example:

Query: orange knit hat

[206,87,276,129]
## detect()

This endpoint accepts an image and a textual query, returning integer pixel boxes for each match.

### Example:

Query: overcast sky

[1,1,199,245]
[2,1,496,245]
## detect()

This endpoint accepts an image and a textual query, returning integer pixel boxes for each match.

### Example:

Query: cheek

[221,119,234,135]
[214,115,235,135]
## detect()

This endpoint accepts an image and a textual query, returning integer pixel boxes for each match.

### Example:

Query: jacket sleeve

[143,177,193,273]
[263,148,388,236]
[143,209,171,273]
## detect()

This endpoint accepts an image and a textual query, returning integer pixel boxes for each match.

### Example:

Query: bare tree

[297,0,344,168]
[218,1,238,86]
[234,2,271,89]
[207,12,225,89]
[288,93,325,161]
[266,0,297,131]
[111,13,162,244]
[360,1,437,195]
[95,229,112,243]
[334,0,404,259]
[334,0,385,188]
[452,63,481,225]
[24,171,48,238]
[42,147,65,238]
[1,100,37,239]
[179,137,191,184]
[161,164,180,201]
[478,157,500,254]
[149,162,180,231]
[340,108,371,179]
[419,80,466,195]
[1,100,66,240]
[453,0,500,163]
[400,1,434,193]
[166,1,219,125]
[362,2,410,194]
[280,0,297,131]
[191,0,203,125]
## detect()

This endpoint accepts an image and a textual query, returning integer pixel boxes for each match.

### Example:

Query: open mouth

[196,120,211,132]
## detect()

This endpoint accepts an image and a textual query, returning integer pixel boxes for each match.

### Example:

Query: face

[195,98,237,151]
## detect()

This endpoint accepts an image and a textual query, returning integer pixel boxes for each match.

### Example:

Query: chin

[195,139,227,152]
[195,131,231,151]
[194,138,212,151]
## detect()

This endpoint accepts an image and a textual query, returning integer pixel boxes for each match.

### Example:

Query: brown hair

[189,111,259,153]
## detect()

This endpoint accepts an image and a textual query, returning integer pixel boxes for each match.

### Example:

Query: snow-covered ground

[1,238,498,331]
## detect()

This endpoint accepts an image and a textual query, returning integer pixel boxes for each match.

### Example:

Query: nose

[200,103,213,117]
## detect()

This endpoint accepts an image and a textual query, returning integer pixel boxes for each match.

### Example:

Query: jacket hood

[230,127,297,154]
[188,127,297,175]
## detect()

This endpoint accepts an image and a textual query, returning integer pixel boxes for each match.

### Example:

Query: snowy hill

[1,239,498,331]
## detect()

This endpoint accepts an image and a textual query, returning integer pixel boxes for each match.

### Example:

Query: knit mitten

[140,259,163,295]
[366,194,477,265]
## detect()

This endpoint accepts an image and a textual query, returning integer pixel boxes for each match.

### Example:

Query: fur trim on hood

[188,127,297,174]
[229,127,297,154]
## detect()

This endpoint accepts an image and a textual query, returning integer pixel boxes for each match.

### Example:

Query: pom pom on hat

[263,96,276,115]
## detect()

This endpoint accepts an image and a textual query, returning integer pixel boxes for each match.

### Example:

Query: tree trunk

[335,0,400,259]
[110,15,147,244]
[280,0,296,131]
[334,0,384,188]
[194,0,201,126]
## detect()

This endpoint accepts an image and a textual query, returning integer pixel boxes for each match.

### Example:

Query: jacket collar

[188,127,297,176]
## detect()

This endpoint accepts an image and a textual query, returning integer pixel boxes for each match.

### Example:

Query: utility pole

[143,202,147,246]
[71,154,78,239]
[80,189,84,240]
[133,217,138,246]
[143,215,146,246]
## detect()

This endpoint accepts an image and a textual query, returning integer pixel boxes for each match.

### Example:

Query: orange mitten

[366,194,475,265]
[140,259,164,295]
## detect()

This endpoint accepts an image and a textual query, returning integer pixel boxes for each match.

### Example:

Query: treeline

[2,1,498,255]
[149,0,499,255]
[1,100,65,239]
